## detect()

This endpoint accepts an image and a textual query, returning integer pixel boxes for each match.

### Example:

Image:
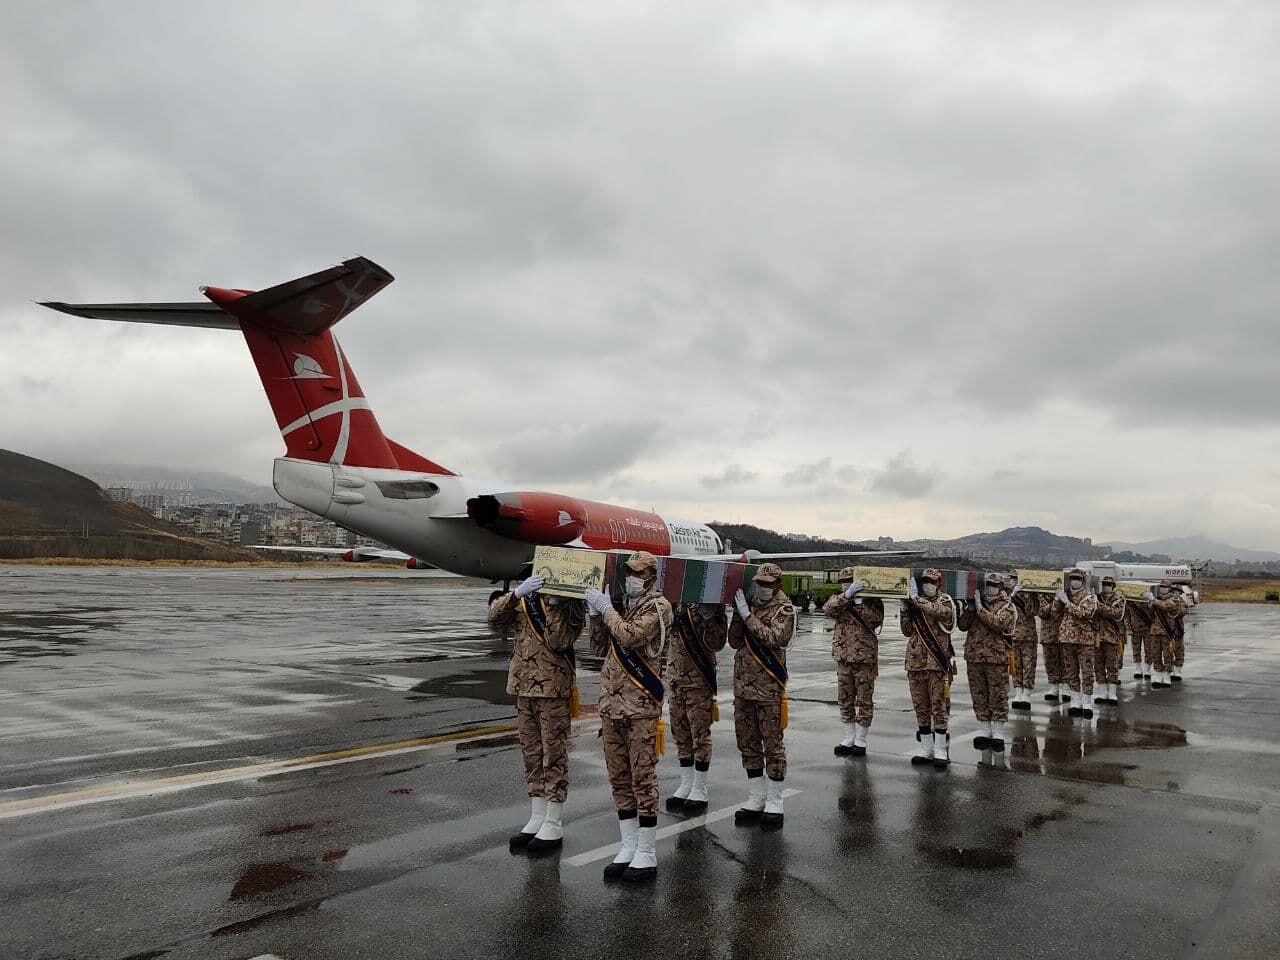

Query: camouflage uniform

[1058,580,1100,698]
[900,587,956,731]
[1126,601,1152,677]
[1147,586,1185,684]
[1009,591,1041,691]
[823,593,884,727]
[729,585,796,781]
[488,592,583,803]
[590,584,674,818]
[1094,588,1126,686]
[957,586,1016,723]
[667,604,728,764]
[1040,593,1066,688]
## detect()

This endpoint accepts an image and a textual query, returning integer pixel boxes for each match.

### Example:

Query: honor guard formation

[488,556,1190,884]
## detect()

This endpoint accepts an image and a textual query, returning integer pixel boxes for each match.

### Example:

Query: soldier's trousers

[1130,633,1147,666]
[1095,642,1121,685]
[1012,641,1038,690]
[1061,644,1095,694]
[669,683,715,764]
[734,696,786,780]
[1173,635,1186,668]
[1146,633,1170,673]
[517,695,571,802]
[836,660,876,726]
[1042,642,1064,685]
[601,714,659,817]
[908,670,949,730]
[966,662,1009,722]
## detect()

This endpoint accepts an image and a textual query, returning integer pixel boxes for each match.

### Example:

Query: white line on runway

[563,789,802,867]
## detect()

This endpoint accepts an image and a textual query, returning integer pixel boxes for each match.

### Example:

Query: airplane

[41,256,918,592]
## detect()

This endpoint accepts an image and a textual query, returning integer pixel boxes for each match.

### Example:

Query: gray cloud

[867,451,939,500]
[3,2,1279,549]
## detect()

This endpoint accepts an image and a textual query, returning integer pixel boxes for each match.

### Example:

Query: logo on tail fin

[291,354,332,380]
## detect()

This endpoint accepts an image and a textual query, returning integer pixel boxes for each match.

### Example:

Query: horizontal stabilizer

[214,256,394,335]
[38,300,236,329]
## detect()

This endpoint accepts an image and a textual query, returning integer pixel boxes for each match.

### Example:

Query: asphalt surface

[1,565,1277,960]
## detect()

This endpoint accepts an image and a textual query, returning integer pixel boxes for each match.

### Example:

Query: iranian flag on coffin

[911,568,981,600]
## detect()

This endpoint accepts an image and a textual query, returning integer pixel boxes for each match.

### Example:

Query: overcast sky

[3,2,1277,549]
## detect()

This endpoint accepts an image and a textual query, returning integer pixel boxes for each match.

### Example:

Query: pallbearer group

[487,555,1189,883]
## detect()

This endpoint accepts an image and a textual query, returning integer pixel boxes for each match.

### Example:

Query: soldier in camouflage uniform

[1093,576,1126,705]
[1040,590,1068,702]
[823,566,883,757]
[958,572,1017,752]
[1145,580,1185,688]
[1126,593,1152,682]
[489,574,585,855]
[729,562,796,829]
[899,568,956,767]
[585,551,673,883]
[1057,567,1100,718]
[665,601,728,815]
[1004,571,1039,711]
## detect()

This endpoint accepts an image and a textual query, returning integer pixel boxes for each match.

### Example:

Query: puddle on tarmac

[921,843,1017,869]
[229,862,312,900]
[404,668,513,705]
[1005,715,1188,787]
[0,608,121,662]
[259,822,314,837]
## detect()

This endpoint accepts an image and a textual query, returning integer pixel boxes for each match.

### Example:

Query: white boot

[852,723,869,756]
[835,721,857,755]
[911,728,934,765]
[1171,665,1182,682]
[602,816,639,879]
[666,764,695,811]
[510,796,547,850]
[527,800,564,853]
[622,825,658,882]
[1081,691,1094,718]
[990,721,1006,752]
[761,778,785,828]
[683,767,709,813]
[734,775,767,823]
[933,730,950,766]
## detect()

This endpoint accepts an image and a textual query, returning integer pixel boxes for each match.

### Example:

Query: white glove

[1143,590,1154,602]
[584,587,611,617]
[1055,589,1069,605]
[844,579,866,598]
[513,575,544,599]
[974,591,984,610]
[734,589,750,620]
[908,577,919,600]
[853,597,863,605]
[1010,583,1022,598]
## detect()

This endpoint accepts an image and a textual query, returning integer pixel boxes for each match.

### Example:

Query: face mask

[1069,579,1083,591]
[922,582,938,598]
[1102,586,1113,595]
[1157,587,1169,598]
[754,584,774,604]
[983,585,998,600]
[625,576,647,598]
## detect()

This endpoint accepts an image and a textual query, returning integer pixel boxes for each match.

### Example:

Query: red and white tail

[41,256,454,475]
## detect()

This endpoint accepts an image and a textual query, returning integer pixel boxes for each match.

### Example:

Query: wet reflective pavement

[1,566,1277,960]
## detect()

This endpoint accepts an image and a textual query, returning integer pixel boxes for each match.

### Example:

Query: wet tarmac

[1,566,1277,960]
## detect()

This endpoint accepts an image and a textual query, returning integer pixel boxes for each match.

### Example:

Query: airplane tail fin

[40,257,454,475]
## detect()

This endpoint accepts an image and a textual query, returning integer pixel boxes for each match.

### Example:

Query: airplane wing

[250,545,411,561]
[701,549,925,562]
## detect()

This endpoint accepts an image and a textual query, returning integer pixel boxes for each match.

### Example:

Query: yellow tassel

[655,718,666,757]
[1008,649,1016,677]
[712,700,720,723]
[943,679,951,700]
[780,694,789,730]
[570,684,580,720]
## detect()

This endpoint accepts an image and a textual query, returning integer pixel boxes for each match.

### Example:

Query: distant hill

[707,523,878,555]
[0,450,259,561]
[1108,535,1280,564]
[68,461,281,505]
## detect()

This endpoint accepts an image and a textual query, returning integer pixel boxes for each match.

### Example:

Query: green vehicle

[779,572,815,612]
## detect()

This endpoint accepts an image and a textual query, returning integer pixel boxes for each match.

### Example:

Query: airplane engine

[467,492,587,545]
[406,558,432,569]
[342,548,381,562]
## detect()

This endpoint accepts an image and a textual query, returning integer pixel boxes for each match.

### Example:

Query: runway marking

[0,723,519,821]
[563,789,802,867]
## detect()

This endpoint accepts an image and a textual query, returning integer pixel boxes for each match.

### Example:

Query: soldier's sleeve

[588,616,609,656]
[978,601,1015,632]
[487,592,518,628]
[546,604,585,652]
[727,614,746,649]
[822,595,845,619]
[1101,598,1125,623]
[865,601,885,630]
[957,606,976,631]
[707,615,730,652]
[899,604,914,636]
[601,602,662,651]
[747,604,796,650]
[925,595,956,632]
[1066,593,1098,619]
